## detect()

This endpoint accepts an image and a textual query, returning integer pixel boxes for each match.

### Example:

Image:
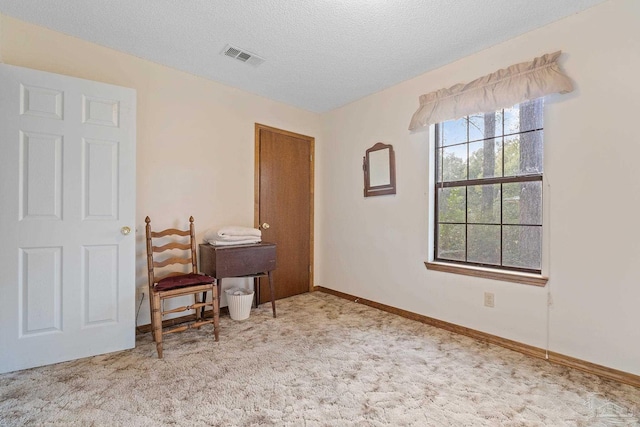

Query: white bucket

[225,288,254,321]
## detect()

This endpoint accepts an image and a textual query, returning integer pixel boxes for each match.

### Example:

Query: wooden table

[199,242,277,317]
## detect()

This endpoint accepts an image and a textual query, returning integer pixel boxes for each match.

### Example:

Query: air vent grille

[222,44,265,67]
[224,47,241,58]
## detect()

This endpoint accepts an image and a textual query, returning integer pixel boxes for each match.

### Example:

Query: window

[433,98,544,274]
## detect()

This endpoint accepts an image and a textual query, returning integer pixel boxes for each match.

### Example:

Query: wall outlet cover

[484,292,495,308]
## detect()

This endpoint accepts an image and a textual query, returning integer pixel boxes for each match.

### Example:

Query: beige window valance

[408,51,573,131]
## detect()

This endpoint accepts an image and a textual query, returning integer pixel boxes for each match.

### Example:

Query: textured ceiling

[0,0,607,113]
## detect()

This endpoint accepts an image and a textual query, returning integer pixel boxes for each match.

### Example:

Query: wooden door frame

[254,123,315,292]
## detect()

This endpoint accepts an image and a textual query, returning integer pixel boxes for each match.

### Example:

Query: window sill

[424,261,548,287]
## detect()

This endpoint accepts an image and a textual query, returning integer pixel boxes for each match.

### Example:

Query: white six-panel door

[0,64,136,373]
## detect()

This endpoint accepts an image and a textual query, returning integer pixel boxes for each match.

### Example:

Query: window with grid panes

[434,98,543,273]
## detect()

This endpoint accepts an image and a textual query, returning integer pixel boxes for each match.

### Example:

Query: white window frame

[425,105,550,287]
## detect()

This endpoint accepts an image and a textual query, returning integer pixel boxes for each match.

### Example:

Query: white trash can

[225,288,254,321]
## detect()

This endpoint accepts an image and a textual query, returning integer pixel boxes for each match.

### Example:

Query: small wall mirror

[363,142,396,197]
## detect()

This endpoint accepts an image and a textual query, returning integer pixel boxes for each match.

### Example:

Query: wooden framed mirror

[363,142,396,197]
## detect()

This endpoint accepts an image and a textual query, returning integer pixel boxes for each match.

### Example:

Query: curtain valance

[408,51,573,131]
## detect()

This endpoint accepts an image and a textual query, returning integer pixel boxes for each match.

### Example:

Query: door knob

[121,226,131,235]
[261,223,270,230]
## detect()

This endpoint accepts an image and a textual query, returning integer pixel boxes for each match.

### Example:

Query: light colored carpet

[1,291,639,426]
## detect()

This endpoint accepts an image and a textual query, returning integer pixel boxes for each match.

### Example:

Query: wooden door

[255,124,313,303]
[0,64,136,373]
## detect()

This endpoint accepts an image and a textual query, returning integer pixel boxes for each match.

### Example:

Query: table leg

[268,271,276,318]
[253,277,260,308]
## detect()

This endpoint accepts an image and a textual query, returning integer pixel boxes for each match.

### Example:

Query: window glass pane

[467,184,500,224]
[438,187,466,223]
[468,111,503,142]
[467,225,500,265]
[438,224,465,261]
[469,138,503,179]
[503,134,519,176]
[502,225,541,270]
[504,99,543,135]
[503,130,543,176]
[441,144,468,182]
[441,117,467,146]
[503,181,542,225]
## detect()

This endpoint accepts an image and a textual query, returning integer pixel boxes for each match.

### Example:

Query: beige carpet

[1,291,639,426]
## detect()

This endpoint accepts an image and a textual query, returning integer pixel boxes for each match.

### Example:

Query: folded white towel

[218,235,258,242]
[207,238,261,246]
[203,227,262,245]
[217,226,261,238]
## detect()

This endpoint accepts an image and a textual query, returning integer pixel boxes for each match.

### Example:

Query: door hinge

[310,154,313,162]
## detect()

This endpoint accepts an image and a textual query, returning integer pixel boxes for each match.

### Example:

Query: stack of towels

[203,226,262,246]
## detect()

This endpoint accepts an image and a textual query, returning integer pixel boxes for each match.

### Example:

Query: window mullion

[440,174,541,188]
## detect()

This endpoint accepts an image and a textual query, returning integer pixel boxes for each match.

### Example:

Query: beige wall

[318,0,640,375]
[0,14,322,324]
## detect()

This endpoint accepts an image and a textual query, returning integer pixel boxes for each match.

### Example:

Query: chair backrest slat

[151,228,190,238]
[153,242,191,253]
[154,257,191,269]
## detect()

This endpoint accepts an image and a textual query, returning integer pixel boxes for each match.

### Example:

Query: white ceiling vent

[222,44,265,67]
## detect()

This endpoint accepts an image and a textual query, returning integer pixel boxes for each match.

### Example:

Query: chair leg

[149,293,156,343]
[152,292,163,358]
[213,283,220,342]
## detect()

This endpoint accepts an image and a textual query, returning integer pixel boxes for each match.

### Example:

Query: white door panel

[0,64,136,373]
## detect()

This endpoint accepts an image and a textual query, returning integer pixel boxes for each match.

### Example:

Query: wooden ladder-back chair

[145,216,219,358]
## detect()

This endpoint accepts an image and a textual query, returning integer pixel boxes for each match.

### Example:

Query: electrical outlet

[136,286,146,300]
[484,292,495,308]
